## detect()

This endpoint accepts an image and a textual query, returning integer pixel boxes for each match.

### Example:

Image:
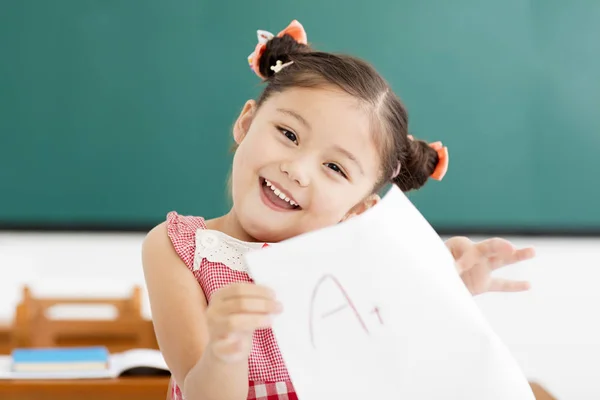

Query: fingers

[219,297,282,315]
[454,238,509,274]
[488,278,531,293]
[457,238,536,273]
[211,313,274,338]
[514,247,536,262]
[488,245,536,271]
[212,282,276,302]
[445,236,474,259]
[474,238,516,258]
[207,282,282,345]
[211,283,282,317]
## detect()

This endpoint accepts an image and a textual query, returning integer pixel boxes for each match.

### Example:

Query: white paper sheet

[246,185,535,400]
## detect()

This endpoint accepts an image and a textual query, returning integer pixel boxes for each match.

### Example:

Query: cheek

[231,149,247,181]
[237,128,278,164]
[309,187,356,221]
[232,137,262,175]
[231,132,278,194]
[231,148,258,200]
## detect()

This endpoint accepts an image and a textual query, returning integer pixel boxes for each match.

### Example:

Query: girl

[142,20,535,400]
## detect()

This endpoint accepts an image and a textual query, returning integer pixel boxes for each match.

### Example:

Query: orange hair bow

[428,141,449,181]
[247,20,308,80]
[407,135,449,181]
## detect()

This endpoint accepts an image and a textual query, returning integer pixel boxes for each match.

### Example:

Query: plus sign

[372,306,384,325]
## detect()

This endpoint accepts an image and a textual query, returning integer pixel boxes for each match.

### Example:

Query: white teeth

[264,179,299,207]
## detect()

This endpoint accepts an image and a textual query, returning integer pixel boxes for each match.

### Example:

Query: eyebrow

[333,145,364,175]
[276,108,364,175]
[276,108,311,131]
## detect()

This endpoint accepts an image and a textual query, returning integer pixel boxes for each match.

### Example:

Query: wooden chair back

[12,285,158,352]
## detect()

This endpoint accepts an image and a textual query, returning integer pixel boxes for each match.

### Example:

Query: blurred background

[1,1,599,399]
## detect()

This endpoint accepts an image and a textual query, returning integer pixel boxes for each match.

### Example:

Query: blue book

[11,346,109,373]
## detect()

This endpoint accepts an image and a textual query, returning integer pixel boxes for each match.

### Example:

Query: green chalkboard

[1,1,600,232]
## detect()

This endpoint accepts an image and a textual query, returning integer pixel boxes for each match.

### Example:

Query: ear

[340,193,381,222]
[233,100,256,144]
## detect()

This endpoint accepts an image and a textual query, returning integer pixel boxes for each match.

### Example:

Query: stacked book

[0,346,169,379]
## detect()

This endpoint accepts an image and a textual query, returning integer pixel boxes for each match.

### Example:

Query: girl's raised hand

[205,282,282,362]
[445,236,536,296]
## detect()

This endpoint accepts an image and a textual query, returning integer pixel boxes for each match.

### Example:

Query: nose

[280,159,310,187]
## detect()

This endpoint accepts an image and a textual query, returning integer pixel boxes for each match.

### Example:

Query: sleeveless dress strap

[166,211,206,271]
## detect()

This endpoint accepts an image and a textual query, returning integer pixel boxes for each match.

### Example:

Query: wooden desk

[0,376,170,400]
[0,377,557,400]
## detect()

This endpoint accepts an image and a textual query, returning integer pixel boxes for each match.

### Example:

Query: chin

[239,214,297,243]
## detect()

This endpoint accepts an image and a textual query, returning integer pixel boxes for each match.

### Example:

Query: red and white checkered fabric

[171,381,299,400]
[166,212,297,400]
[248,381,299,400]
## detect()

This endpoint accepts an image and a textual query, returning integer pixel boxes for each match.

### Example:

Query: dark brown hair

[254,34,440,192]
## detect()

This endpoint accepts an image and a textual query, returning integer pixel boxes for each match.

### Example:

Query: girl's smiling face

[230,86,382,243]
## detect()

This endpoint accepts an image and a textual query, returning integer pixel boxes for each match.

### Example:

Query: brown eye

[325,163,347,179]
[279,128,298,144]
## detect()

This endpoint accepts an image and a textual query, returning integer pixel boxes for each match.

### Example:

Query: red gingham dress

[166,211,298,400]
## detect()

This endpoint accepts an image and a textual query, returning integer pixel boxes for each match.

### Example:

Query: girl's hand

[445,236,536,296]
[205,282,282,363]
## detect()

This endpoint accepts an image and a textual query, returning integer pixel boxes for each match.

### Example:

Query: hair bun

[392,138,440,191]
[258,35,311,78]
[248,20,311,80]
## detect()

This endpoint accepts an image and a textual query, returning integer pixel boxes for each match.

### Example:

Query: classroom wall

[0,232,597,400]
[3,1,600,233]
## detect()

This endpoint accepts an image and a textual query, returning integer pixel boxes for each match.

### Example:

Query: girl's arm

[142,222,249,400]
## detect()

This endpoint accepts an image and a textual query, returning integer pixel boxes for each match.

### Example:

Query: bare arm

[142,222,249,400]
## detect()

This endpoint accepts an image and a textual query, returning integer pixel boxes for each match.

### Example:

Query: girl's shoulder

[166,211,206,233]
[165,211,207,271]
[165,211,263,274]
